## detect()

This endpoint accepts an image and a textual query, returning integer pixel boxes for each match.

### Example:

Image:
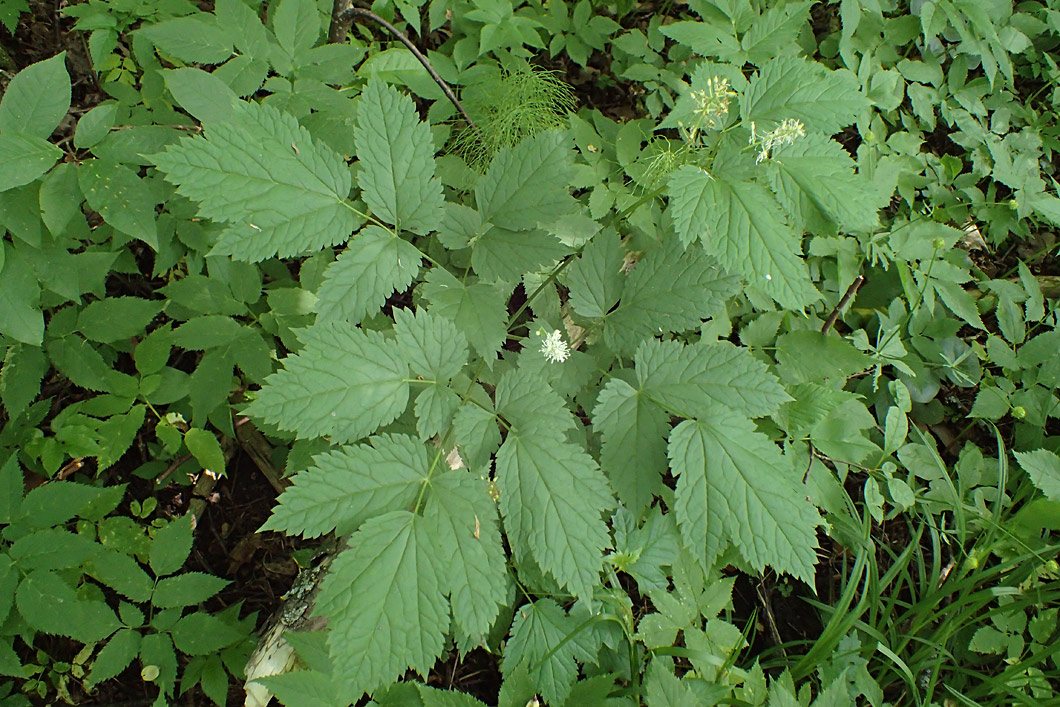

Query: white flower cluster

[749,117,806,163]
[539,329,570,364]
[681,76,736,143]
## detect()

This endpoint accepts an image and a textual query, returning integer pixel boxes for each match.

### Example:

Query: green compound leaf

[668,417,820,583]
[501,599,582,706]
[79,159,160,250]
[0,52,70,138]
[739,56,868,134]
[151,572,230,609]
[84,547,154,602]
[87,629,141,686]
[495,421,614,600]
[1014,449,1060,502]
[0,133,61,192]
[152,100,359,262]
[77,296,163,344]
[314,226,423,325]
[638,339,791,419]
[393,307,468,382]
[420,268,510,362]
[476,130,577,231]
[262,434,428,539]
[567,230,624,319]
[414,385,461,441]
[423,471,507,644]
[470,225,568,283]
[138,16,234,64]
[315,511,450,699]
[0,243,43,345]
[766,133,880,235]
[354,81,444,235]
[668,166,818,309]
[592,378,670,514]
[604,236,740,355]
[244,324,409,444]
[183,428,226,477]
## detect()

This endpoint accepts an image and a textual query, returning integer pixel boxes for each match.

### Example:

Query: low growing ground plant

[0,0,1058,705]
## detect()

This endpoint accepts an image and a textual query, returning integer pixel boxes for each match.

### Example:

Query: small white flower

[753,117,806,163]
[539,329,570,364]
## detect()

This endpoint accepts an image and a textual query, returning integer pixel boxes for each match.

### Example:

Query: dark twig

[331,6,477,131]
[821,274,865,335]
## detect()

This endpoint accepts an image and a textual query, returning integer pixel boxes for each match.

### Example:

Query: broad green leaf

[592,378,669,513]
[84,547,154,602]
[494,367,577,438]
[452,400,502,471]
[421,268,510,361]
[152,100,359,262]
[74,102,117,148]
[171,315,247,350]
[775,330,874,384]
[170,612,247,654]
[0,243,43,344]
[740,56,868,134]
[87,629,141,686]
[424,471,507,643]
[8,528,98,571]
[163,68,240,124]
[668,417,820,582]
[0,133,61,192]
[245,324,409,444]
[501,600,581,705]
[16,570,119,643]
[604,236,740,354]
[0,52,70,138]
[470,225,568,283]
[139,632,178,696]
[315,511,450,699]
[189,349,234,426]
[393,308,468,382]
[138,16,234,64]
[77,296,163,343]
[79,159,159,249]
[767,133,880,234]
[150,516,194,577]
[741,1,815,65]
[658,21,740,63]
[20,480,125,527]
[1015,449,1060,502]
[476,130,576,231]
[273,0,320,57]
[1,343,47,417]
[215,0,271,59]
[314,226,423,324]
[413,385,461,441]
[184,428,226,477]
[0,455,23,524]
[668,166,818,308]
[495,427,613,600]
[567,231,625,319]
[638,339,791,419]
[38,162,83,236]
[354,81,444,234]
[262,434,428,538]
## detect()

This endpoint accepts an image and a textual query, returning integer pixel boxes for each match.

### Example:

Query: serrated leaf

[355,81,444,234]
[413,384,461,441]
[476,130,576,231]
[8,528,98,571]
[16,570,119,642]
[452,400,502,471]
[657,21,740,63]
[244,324,409,444]
[668,166,818,308]
[638,339,791,419]
[84,547,154,602]
[215,0,271,59]
[740,56,868,134]
[0,456,23,524]
[0,133,61,192]
[314,226,423,324]
[170,612,247,654]
[274,0,320,57]
[138,16,234,64]
[668,417,820,582]
[502,599,581,706]
[424,471,507,643]
[140,632,178,695]
[0,52,70,138]
[88,629,141,686]
[775,330,874,383]
[150,515,194,577]
[421,268,510,361]
[79,159,159,249]
[0,243,43,345]
[741,1,815,65]
[471,225,569,283]
[163,68,241,124]
[77,296,163,343]
[768,133,880,234]
[1014,449,1060,502]
[20,480,125,526]
[393,307,468,381]
[567,231,625,319]
[315,511,450,699]
[1,344,47,417]
[152,100,359,262]
[38,162,83,236]
[262,434,427,538]
[495,426,613,600]
[592,378,669,513]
